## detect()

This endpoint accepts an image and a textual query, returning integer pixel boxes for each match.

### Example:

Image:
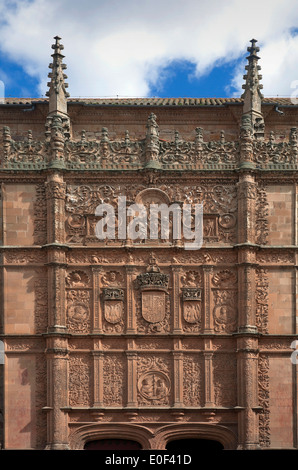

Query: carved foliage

[34,269,48,333]
[69,355,91,406]
[258,355,270,447]
[255,184,269,245]
[183,355,203,406]
[33,184,47,245]
[103,355,126,406]
[255,268,269,333]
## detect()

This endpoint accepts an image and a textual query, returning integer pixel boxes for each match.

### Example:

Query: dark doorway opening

[166,438,224,451]
[84,439,142,450]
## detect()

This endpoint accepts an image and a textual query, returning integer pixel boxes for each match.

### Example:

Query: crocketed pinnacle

[46,36,70,116]
[241,38,264,113]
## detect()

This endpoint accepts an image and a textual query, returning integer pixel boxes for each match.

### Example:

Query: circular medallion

[138,371,170,401]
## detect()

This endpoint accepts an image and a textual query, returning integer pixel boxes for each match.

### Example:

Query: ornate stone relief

[34,269,48,333]
[258,355,270,447]
[100,270,125,333]
[136,255,170,333]
[181,270,203,332]
[212,270,238,333]
[102,288,125,332]
[2,114,297,172]
[64,182,238,245]
[183,355,203,406]
[137,356,171,405]
[69,355,91,406]
[33,184,47,245]
[255,184,269,245]
[253,128,298,167]
[66,271,91,333]
[255,268,269,333]
[103,355,126,406]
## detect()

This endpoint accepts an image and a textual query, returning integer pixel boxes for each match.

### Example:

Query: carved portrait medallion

[67,302,89,331]
[138,371,170,401]
[213,302,237,333]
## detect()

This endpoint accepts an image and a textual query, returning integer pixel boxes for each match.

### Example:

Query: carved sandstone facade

[0,38,297,450]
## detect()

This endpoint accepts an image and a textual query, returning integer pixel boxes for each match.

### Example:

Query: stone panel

[4,268,36,334]
[268,269,294,334]
[3,184,36,246]
[269,357,294,448]
[5,355,37,449]
[267,185,293,246]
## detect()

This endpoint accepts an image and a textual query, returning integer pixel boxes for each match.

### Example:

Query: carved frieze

[64,182,237,245]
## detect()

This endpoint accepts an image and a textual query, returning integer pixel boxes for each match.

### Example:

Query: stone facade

[0,37,297,450]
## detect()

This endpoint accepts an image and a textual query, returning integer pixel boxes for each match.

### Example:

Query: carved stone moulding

[181,288,202,301]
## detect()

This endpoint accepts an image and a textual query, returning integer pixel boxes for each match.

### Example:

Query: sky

[1,0,298,99]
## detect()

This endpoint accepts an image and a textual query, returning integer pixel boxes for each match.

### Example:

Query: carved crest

[141,290,165,323]
[183,301,201,324]
[104,301,123,324]
[101,288,124,326]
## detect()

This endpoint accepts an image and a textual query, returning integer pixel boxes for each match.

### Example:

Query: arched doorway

[84,439,143,450]
[166,438,224,451]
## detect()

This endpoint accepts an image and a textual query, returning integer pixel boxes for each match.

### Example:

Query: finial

[46,36,70,117]
[241,39,264,139]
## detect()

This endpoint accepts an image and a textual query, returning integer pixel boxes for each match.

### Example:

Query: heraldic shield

[141,290,166,323]
[104,300,123,324]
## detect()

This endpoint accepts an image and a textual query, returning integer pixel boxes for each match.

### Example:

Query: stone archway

[166,438,224,451]
[69,422,237,451]
[84,439,143,450]
[69,423,154,450]
[153,423,237,450]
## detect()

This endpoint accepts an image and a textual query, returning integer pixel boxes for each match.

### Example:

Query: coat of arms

[104,300,123,324]
[141,290,165,323]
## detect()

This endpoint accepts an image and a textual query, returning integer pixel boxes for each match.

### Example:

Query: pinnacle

[241,38,264,138]
[46,35,70,116]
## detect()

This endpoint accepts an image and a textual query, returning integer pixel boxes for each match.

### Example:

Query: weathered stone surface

[0,37,297,451]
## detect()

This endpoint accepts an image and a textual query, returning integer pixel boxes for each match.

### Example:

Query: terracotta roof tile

[0,97,295,106]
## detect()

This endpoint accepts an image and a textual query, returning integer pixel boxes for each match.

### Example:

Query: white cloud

[0,0,298,97]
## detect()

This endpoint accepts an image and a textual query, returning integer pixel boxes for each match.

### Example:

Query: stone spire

[241,39,264,139]
[46,36,70,117]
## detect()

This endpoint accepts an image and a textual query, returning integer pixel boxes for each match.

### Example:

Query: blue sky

[1,0,298,99]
